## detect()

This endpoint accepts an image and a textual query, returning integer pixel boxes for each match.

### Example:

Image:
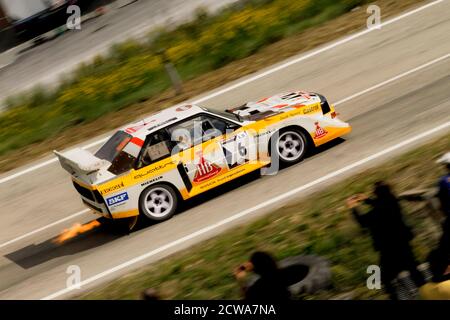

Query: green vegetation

[79,134,450,300]
[0,0,368,156]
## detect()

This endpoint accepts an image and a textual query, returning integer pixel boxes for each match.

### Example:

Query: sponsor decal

[255,130,271,138]
[303,105,319,114]
[176,105,192,112]
[193,152,221,183]
[141,176,163,187]
[106,192,129,206]
[314,122,328,139]
[146,117,178,132]
[100,181,125,195]
[125,123,147,134]
[134,162,172,179]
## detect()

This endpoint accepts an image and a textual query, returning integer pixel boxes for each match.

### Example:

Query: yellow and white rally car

[55,91,351,222]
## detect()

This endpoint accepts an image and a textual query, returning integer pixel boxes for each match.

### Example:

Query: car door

[166,113,255,195]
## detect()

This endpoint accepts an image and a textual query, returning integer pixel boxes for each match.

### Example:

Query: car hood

[228,91,322,121]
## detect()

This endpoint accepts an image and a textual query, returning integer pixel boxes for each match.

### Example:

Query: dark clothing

[245,276,291,301]
[429,174,450,281]
[438,175,450,217]
[351,197,413,252]
[352,196,425,297]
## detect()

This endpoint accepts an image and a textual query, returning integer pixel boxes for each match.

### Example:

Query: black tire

[270,128,309,166]
[139,184,178,222]
[278,255,332,295]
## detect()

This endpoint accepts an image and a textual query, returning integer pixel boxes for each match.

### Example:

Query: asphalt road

[0,0,449,299]
[0,0,239,106]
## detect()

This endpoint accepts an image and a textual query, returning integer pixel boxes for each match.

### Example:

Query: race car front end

[227,90,351,147]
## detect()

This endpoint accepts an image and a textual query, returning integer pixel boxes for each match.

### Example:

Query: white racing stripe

[0,0,444,186]
[1,52,449,250]
[42,120,450,300]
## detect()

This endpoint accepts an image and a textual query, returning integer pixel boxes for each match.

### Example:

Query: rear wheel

[273,129,308,165]
[139,184,178,221]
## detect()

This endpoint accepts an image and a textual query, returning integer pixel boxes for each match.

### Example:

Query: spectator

[234,251,291,301]
[437,152,450,217]
[433,153,450,259]
[347,181,425,299]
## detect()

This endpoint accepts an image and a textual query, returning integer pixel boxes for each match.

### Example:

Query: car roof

[119,104,205,139]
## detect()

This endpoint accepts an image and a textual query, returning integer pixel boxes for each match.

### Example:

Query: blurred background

[0,0,448,301]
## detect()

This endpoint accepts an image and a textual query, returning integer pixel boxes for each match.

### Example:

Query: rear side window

[95,131,132,163]
[96,131,137,175]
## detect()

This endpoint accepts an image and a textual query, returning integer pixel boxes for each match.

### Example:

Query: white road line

[1,52,448,250]
[334,53,450,106]
[0,139,110,185]
[0,209,89,249]
[0,0,444,186]
[42,121,450,300]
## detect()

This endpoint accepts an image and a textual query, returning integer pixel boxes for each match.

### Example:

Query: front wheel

[139,184,178,221]
[273,129,308,165]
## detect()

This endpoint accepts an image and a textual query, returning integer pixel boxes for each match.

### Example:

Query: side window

[167,117,201,152]
[203,115,229,137]
[167,115,232,153]
[138,130,172,168]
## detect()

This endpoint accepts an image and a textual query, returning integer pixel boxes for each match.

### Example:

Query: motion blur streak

[0,0,443,186]
[52,220,101,245]
[1,52,448,250]
[42,121,450,300]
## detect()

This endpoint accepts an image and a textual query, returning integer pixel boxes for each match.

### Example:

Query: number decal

[221,132,249,169]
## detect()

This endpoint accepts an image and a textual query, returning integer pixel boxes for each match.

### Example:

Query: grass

[78,133,450,300]
[0,0,426,174]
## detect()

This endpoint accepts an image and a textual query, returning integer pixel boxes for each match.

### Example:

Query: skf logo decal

[314,122,328,139]
[106,192,129,206]
[193,153,221,183]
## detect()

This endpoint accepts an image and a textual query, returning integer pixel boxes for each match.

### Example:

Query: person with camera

[233,251,291,301]
[346,181,425,299]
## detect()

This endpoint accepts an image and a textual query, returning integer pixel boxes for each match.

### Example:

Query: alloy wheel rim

[277,131,304,162]
[144,187,173,218]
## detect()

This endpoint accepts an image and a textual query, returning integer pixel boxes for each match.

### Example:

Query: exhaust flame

[53,220,101,244]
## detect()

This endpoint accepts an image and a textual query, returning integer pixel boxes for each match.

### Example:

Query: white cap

[437,152,450,164]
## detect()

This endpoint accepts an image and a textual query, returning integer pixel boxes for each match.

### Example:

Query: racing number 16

[222,132,249,169]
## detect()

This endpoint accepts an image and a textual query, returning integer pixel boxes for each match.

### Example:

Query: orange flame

[53,220,101,244]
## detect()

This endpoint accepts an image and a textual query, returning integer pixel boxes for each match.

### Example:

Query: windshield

[95,131,137,175]
[204,108,242,123]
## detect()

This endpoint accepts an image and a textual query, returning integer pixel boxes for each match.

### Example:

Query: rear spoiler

[54,148,111,176]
